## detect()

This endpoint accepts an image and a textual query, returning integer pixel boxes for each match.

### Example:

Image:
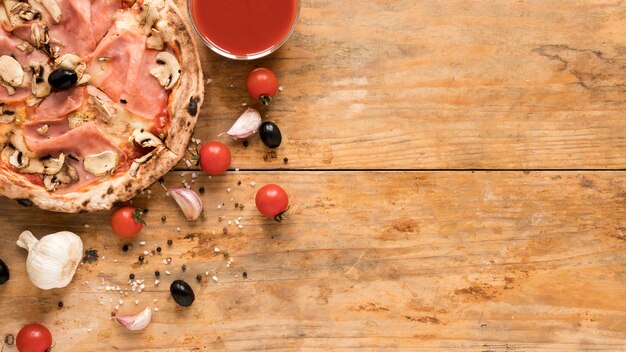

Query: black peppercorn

[129,273,135,280]
[199,187,205,194]
[196,274,202,282]
[156,247,162,252]
[58,301,63,308]
[237,180,241,186]
[283,157,288,163]
[161,216,166,222]
[167,240,173,246]
[243,272,248,278]
[122,244,129,252]
[158,177,165,184]
[138,255,144,262]
[243,140,249,147]
[143,208,149,214]
[182,265,186,272]
[155,271,160,277]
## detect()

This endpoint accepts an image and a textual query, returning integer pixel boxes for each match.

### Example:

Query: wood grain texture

[187,0,626,170]
[0,171,624,351]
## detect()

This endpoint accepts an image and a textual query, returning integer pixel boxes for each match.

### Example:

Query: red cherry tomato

[111,206,144,238]
[247,68,279,105]
[16,323,52,352]
[255,184,289,221]
[199,141,231,175]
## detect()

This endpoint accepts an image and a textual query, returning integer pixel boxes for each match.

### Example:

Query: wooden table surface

[1,1,625,351]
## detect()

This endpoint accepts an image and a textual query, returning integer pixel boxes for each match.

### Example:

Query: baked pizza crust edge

[0,0,204,213]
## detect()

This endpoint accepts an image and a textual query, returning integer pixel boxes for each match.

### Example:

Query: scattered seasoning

[182,265,187,272]
[223,227,228,235]
[122,244,129,252]
[138,255,144,262]
[284,157,288,163]
[151,250,156,255]
[161,216,167,222]
[199,186,205,194]
[155,271,160,277]
[243,272,248,278]
[129,273,135,280]
[239,204,245,210]
[120,99,128,104]
[156,247,162,253]
[196,274,202,282]
[158,177,165,184]
[167,240,173,246]
[143,208,149,214]
[234,202,239,208]
[243,140,249,147]
[237,180,241,186]
[4,334,14,345]
[58,301,64,308]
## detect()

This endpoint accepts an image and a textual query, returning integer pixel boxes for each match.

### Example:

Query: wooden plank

[0,171,624,350]
[185,0,626,170]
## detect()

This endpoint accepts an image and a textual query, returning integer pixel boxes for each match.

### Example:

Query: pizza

[0,0,203,212]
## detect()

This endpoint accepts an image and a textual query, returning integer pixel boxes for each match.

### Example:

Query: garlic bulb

[169,188,203,221]
[16,230,83,290]
[223,108,262,140]
[115,307,152,330]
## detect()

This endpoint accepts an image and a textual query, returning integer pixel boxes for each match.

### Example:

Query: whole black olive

[0,258,9,285]
[170,279,195,307]
[48,68,78,90]
[259,121,282,149]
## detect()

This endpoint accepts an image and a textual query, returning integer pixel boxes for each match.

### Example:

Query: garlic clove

[224,108,262,140]
[16,230,83,290]
[169,188,203,221]
[115,307,152,331]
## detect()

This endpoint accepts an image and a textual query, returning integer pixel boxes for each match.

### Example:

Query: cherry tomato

[111,206,145,238]
[255,184,289,221]
[199,141,231,175]
[247,68,279,105]
[16,323,52,352]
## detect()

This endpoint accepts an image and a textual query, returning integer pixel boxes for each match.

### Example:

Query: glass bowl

[187,0,301,60]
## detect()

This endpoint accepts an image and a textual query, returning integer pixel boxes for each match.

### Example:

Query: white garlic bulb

[16,230,83,290]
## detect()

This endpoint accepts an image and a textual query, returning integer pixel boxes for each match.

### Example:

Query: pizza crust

[0,0,204,213]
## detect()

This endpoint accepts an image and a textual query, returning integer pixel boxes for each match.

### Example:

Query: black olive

[170,279,195,307]
[48,68,78,90]
[0,258,9,285]
[259,122,282,149]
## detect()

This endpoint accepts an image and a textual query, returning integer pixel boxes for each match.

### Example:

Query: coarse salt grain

[238,224,244,229]
[250,181,256,187]
[214,247,220,252]
[226,188,232,193]
[140,241,146,246]
[212,276,219,282]
[185,160,192,167]
[165,271,171,275]
[155,279,160,285]
[135,300,139,305]
[278,85,283,92]
[143,250,149,255]
[154,307,159,312]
